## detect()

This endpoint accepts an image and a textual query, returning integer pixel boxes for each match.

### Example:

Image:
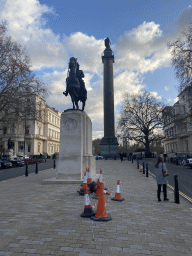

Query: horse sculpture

[63,57,87,111]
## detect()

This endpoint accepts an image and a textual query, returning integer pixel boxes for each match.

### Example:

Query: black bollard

[25,163,28,177]
[53,159,56,169]
[35,162,38,174]
[114,155,116,160]
[146,163,148,177]
[137,159,139,169]
[132,157,133,163]
[174,174,180,204]
[143,162,145,174]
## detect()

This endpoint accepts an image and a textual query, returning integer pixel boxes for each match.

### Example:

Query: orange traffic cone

[81,187,95,217]
[82,171,87,190]
[111,180,124,201]
[91,182,112,221]
[86,168,92,186]
[78,172,87,196]
[139,165,143,172]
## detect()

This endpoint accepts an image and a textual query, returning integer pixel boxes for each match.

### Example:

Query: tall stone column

[100,38,118,157]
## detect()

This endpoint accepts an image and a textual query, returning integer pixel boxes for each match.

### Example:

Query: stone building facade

[0,94,61,157]
[162,86,192,158]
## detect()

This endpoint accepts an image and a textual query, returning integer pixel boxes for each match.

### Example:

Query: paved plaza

[0,160,192,256]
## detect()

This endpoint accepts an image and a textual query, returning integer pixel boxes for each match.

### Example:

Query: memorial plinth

[42,109,96,184]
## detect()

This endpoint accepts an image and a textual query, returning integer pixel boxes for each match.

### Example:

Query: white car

[186,158,192,168]
[17,155,29,160]
[93,154,103,160]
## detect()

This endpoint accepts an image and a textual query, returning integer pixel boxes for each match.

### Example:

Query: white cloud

[114,71,145,106]
[0,0,68,70]
[150,92,162,99]
[174,97,179,103]
[165,86,172,91]
[115,21,172,73]
[63,32,104,74]
[175,6,192,33]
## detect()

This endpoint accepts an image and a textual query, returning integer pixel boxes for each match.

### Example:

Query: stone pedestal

[6,149,14,159]
[55,109,95,181]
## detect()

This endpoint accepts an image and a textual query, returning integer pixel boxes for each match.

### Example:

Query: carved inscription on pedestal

[65,118,77,131]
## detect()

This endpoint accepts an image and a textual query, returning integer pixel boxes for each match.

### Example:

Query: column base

[100,137,119,158]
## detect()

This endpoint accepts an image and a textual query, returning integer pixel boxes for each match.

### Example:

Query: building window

[51,146,53,153]
[3,127,7,134]
[38,144,41,153]
[186,140,189,152]
[28,144,31,152]
[39,127,41,135]
[25,126,30,134]
[18,141,24,151]
[11,124,15,133]
[49,129,51,137]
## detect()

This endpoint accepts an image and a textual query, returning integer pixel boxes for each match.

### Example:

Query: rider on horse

[63,57,87,110]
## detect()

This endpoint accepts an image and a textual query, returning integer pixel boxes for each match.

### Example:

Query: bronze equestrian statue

[63,57,87,110]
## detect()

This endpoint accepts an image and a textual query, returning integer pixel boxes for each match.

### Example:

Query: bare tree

[0,22,47,123]
[168,25,192,92]
[118,91,166,156]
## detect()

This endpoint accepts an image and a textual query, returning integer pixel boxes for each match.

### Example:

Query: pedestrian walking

[119,152,123,162]
[155,156,169,202]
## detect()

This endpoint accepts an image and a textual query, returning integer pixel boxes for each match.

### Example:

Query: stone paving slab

[0,160,192,255]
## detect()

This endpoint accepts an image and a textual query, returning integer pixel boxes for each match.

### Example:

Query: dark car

[10,157,25,167]
[0,158,13,169]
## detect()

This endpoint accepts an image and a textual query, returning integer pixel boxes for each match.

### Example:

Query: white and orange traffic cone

[91,181,112,221]
[86,168,92,186]
[81,187,95,217]
[78,172,87,196]
[99,169,108,190]
[139,165,143,172]
[99,169,103,183]
[111,180,124,201]
[104,189,110,195]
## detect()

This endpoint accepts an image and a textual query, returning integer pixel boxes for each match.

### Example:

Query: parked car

[17,155,29,160]
[10,157,25,167]
[186,158,192,168]
[93,154,103,160]
[0,158,13,169]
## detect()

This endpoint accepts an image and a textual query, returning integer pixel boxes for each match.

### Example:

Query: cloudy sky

[1,0,192,138]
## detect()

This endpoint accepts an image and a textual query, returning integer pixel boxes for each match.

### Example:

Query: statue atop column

[105,37,111,48]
